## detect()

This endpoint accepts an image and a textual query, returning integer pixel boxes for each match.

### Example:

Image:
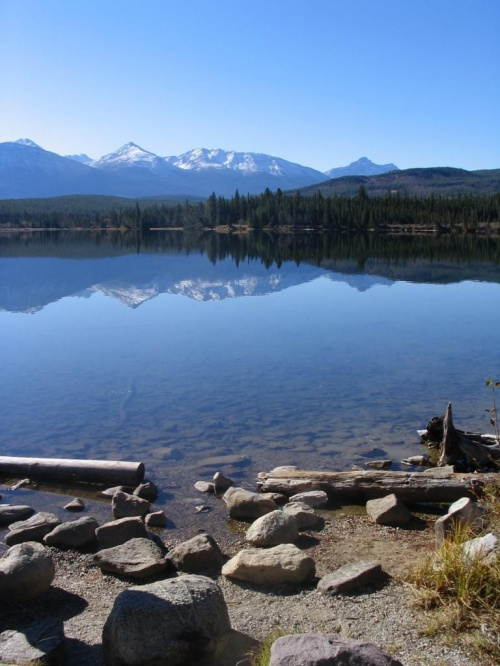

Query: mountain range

[0,139,398,200]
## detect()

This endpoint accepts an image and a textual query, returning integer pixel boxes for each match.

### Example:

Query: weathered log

[0,456,145,486]
[438,403,500,468]
[257,467,499,503]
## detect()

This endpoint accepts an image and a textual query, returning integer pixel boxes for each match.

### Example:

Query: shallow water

[1,232,500,535]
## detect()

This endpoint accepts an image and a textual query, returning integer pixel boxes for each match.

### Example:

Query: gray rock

[401,455,430,466]
[282,502,321,530]
[260,492,289,505]
[0,618,65,664]
[5,512,61,546]
[269,633,403,666]
[94,537,168,579]
[133,481,158,502]
[0,542,55,602]
[96,516,148,549]
[64,497,85,512]
[435,496,485,547]
[213,471,234,493]
[365,460,393,470]
[318,561,383,596]
[366,494,412,526]
[461,532,499,563]
[222,544,315,585]
[101,485,127,498]
[102,574,231,665]
[0,504,35,526]
[43,516,99,549]
[167,533,224,572]
[245,510,299,546]
[112,490,151,519]
[194,480,216,494]
[224,488,278,520]
[145,510,167,528]
[289,491,328,508]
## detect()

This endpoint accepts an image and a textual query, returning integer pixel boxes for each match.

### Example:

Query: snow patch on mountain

[14,138,41,149]
[90,142,177,173]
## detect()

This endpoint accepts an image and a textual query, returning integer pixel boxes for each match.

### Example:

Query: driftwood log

[436,403,500,469]
[257,467,499,503]
[0,456,145,486]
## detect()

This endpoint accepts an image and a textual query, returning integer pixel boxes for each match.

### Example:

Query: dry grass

[247,629,298,666]
[407,484,500,662]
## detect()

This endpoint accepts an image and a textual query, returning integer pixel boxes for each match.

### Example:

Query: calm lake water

[1,231,500,533]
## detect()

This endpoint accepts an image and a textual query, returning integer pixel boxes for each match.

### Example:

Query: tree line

[1,188,499,232]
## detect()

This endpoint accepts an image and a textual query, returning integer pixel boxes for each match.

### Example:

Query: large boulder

[96,516,148,549]
[269,633,403,666]
[366,494,412,526]
[0,505,35,526]
[167,534,224,573]
[112,491,151,520]
[318,561,383,596]
[222,544,315,585]
[245,510,299,547]
[0,542,55,602]
[0,618,65,664]
[43,516,99,549]
[94,538,169,579]
[4,512,61,546]
[224,488,277,520]
[102,574,231,665]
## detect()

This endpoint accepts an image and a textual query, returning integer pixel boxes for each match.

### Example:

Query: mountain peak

[324,157,399,179]
[14,138,41,149]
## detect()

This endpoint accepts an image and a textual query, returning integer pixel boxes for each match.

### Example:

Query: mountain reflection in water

[1,231,500,535]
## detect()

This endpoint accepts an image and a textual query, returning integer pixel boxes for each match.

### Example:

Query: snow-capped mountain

[0,141,120,199]
[0,139,331,199]
[324,157,399,178]
[166,147,326,180]
[91,142,179,175]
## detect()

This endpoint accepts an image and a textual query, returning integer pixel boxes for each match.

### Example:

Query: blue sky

[0,0,498,171]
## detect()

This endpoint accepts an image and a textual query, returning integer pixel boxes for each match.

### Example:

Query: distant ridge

[324,156,399,178]
[296,166,500,197]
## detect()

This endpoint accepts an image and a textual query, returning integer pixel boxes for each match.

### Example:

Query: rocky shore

[0,470,496,665]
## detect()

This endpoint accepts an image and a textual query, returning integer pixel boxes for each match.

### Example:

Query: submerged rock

[112,490,151,519]
[0,505,35,526]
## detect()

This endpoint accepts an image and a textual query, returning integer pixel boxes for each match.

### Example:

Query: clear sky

[0,0,498,171]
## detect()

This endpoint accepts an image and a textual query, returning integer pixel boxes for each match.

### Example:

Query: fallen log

[257,467,499,503]
[0,456,145,487]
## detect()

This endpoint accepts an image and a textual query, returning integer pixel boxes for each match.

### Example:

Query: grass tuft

[248,629,299,666]
[407,483,500,661]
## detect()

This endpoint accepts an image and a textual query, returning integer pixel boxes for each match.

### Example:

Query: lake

[1,231,500,534]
